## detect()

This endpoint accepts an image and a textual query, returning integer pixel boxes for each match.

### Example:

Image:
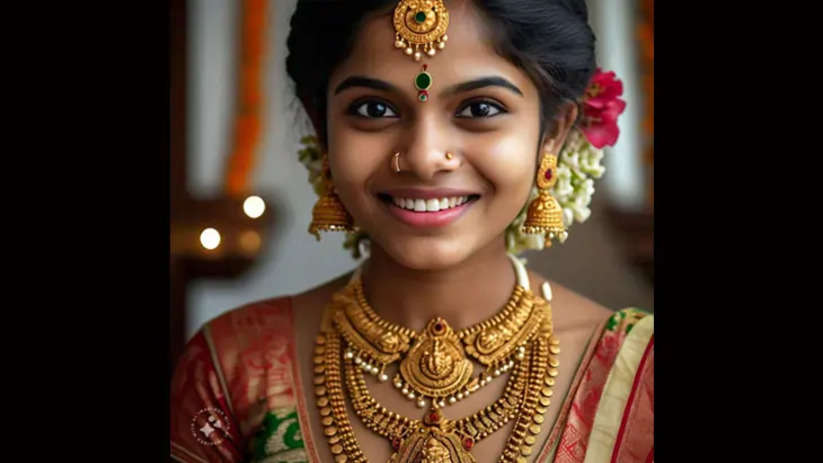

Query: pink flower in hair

[578,68,626,148]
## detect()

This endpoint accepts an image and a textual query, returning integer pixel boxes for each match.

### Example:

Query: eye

[456,101,505,118]
[351,100,398,118]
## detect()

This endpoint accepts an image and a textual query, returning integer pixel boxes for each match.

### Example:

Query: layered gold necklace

[312,258,560,463]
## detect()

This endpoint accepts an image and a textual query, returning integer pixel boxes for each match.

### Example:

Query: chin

[374,235,476,271]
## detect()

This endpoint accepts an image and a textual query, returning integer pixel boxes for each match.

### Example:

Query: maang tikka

[308,156,354,240]
[521,153,568,246]
[393,0,449,62]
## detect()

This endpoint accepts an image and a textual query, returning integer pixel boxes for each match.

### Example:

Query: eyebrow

[443,76,524,97]
[332,75,524,98]
[334,76,400,95]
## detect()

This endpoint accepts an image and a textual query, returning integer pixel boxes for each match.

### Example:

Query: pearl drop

[417,399,427,408]
[354,357,362,365]
[464,389,470,396]
[344,350,354,359]
[394,381,403,389]
[439,400,446,407]
[414,51,422,61]
[442,34,448,42]
[485,376,492,382]
[371,366,379,374]
[516,353,524,360]
[448,396,456,404]
[494,369,501,376]
[405,47,413,55]
[401,387,409,395]
[438,42,445,50]
[395,40,404,48]
[456,392,464,400]
[408,391,416,399]
[427,48,436,57]
[379,374,389,382]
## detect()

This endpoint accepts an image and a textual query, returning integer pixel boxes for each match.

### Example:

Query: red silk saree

[170,298,653,463]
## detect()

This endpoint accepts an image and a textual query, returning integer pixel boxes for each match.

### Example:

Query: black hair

[286,0,596,146]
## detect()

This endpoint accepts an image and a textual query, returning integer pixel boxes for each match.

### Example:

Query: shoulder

[198,271,354,350]
[526,269,614,333]
[291,271,353,317]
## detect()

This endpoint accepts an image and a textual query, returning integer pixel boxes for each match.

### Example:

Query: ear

[540,100,579,155]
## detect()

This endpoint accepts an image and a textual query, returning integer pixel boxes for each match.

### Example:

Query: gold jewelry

[313,267,560,463]
[445,151,454,160]
[308,156,354,240]
[521,153,567,246]
[393,0,449,62]
[314,298,558,463]
[335,274,544,408]
[393,152,402,173]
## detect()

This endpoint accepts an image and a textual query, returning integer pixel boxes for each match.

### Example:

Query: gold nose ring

[393,152,401,173]
[445,151,454,160]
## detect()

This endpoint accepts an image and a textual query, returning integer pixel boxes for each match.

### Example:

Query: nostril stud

[445,152,454,160]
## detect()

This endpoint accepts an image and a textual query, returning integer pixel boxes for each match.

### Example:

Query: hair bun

[561,0,589,22]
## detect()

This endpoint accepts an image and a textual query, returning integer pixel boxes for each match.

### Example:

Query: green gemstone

[415,11,427,23]
[415,72,432,90]
[418,93,428,102]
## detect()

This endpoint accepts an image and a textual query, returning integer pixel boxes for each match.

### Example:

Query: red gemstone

[544,169,553,180]
[423,64,428,71]
[429,412,440,422]
[392,437,402,450]
[463,437,474,450]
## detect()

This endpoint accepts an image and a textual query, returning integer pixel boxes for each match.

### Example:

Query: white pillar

[588,0,647,212]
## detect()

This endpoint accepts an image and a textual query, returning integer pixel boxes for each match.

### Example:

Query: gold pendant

[389,411,476,463]
[399,318,474,399]
[392,0,450,62]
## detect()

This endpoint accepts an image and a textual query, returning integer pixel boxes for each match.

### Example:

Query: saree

[170,298,653,463]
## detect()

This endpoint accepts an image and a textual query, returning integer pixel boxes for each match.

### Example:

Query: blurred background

[170,0,653,372]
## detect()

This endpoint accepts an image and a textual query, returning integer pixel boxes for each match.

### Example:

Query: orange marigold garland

[224,0,267,196]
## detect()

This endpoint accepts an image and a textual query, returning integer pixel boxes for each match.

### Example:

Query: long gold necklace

[312,259,560,463]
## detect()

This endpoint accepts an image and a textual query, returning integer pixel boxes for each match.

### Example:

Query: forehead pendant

[393,0,449,103]
[393,0,449,62]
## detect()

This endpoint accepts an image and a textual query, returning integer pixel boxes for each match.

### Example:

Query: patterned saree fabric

[170,299,653,463]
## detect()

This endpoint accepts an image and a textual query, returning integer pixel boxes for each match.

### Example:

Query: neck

[360,238,517,332]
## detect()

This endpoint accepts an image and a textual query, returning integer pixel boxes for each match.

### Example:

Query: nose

[397,115,459,181]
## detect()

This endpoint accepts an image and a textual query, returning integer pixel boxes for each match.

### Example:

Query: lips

[377,189,481,228]
[390,195,470,212]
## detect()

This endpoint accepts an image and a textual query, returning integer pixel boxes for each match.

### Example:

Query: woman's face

[326,2,564,270]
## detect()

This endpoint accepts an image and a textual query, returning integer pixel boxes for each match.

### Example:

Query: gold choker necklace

[312,264,559,463]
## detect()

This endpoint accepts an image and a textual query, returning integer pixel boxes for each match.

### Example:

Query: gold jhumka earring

[308,156,354,240]
[521,153,568,246]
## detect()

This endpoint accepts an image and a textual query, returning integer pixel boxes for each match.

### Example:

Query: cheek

[469,132,536,206]
[325,128,390,215]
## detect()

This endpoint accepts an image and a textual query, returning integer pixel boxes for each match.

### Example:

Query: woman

[170,1,653,462]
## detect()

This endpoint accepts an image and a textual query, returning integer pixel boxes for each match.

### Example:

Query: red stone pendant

[462,436,475,450]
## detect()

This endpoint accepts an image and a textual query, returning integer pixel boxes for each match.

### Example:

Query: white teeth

[391,195,474,211]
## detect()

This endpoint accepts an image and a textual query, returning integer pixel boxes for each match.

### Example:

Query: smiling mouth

[377,194,481,212]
